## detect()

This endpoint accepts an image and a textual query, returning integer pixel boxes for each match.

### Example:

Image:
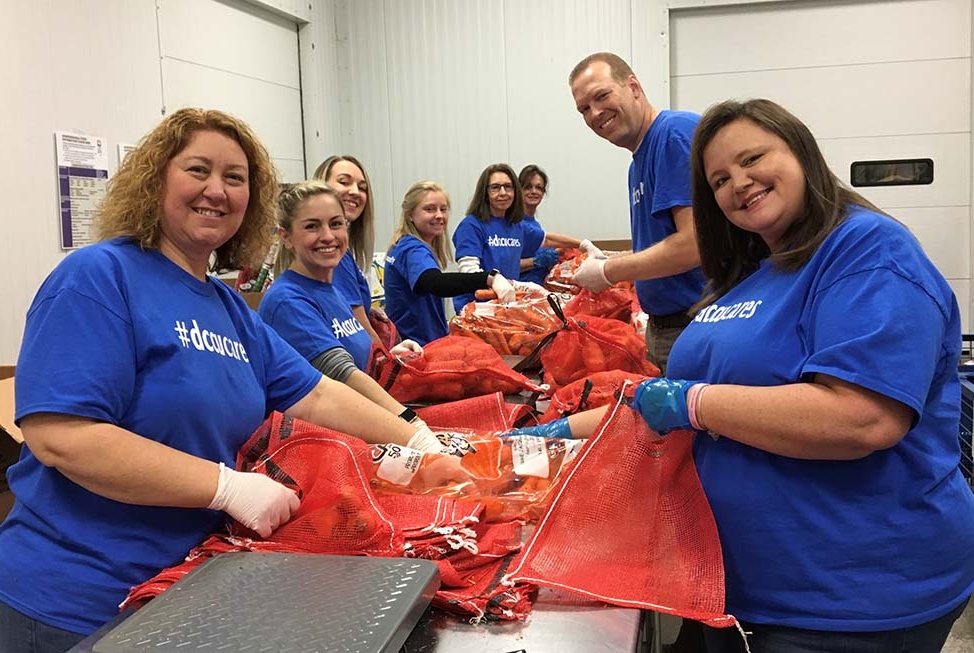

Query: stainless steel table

[402,588,652,652]
[71,581,652,653]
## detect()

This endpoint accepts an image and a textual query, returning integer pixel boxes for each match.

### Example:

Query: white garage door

[157,0,305,181]
[670,0,972,329]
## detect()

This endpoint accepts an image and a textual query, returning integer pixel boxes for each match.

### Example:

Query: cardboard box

[0,375,19,523]
[241,291,265,311]
[591,238,632,252]
[0,377,21,444]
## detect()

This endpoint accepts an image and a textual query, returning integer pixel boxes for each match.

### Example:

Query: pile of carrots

[369,431,586,523]
[543,247,584,294]
[449,289,562,356]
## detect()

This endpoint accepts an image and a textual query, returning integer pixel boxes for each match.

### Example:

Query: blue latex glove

[506,417,573,439]
[532,247,559,270]
[632,378,696,434]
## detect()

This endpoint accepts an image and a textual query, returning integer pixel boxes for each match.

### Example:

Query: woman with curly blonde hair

[0,108,451,651]
[96,107,279,273]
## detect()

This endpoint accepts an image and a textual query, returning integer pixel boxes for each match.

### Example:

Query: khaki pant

[644,323,687,377]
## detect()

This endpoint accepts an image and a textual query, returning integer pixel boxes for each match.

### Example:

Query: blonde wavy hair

[388,181,453,269]
[95,107,279,272]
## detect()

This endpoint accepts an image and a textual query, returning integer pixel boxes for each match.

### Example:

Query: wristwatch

[398,407,419,423]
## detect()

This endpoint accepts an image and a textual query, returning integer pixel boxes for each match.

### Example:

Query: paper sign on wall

[56,131,109,250]
[117,143,137,165]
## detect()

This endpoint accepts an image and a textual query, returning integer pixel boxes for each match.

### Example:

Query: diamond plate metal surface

[93,552,439,652]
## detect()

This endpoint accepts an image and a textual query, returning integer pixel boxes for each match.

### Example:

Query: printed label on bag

[509,435,550,477]
[371,444,424,485]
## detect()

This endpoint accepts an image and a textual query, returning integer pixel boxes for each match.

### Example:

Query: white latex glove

[488,272,517,304]
[512,280,548,295]
[406,426,446,453]
[572,256,612,292]
[207,463,299,538]
[391,339,423,356]
[579,239,607,259]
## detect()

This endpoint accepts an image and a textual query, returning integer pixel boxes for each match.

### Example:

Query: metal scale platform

[87,552,440,653]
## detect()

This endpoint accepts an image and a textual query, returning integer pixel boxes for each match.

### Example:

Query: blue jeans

[0,599,85,653]
[702,597,969,653]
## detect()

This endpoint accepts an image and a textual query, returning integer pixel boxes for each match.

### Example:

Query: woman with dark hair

[451,163,543,313]
[631,98,974,652]
[516,164,584,285]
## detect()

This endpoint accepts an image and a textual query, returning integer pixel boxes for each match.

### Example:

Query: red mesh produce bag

[539,296,660,392]
[543,247,584,294]
[367,335,543,403]
[415,392,539,431]
[539,370,652,423]
[369,432,587,523]
[562,285,638,323]
[125,412,538,622]
[449,288,560,356]
[505,399,736,628]
[370,312,400,350]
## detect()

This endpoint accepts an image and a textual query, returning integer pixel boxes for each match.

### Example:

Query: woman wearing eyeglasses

[451,163,543,313]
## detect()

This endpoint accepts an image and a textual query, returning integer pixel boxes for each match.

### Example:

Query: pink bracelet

[687,383,710,431]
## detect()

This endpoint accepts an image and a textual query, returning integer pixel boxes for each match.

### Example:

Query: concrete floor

[943,599,974,653]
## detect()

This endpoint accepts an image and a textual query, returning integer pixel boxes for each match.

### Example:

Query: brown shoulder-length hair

[95,107,279,272]
[689,98,884,310]
[388,181,453,269]
[313,155,374,272]
[518,164,548,192]
[465,163,524,225]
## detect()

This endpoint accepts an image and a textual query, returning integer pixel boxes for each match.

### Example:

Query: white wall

[317,0,636,256]
[313,0,974,327]
[2,0,973,365]
[0,0,162,366]
[667,0,972,327]
[0,0,307,365]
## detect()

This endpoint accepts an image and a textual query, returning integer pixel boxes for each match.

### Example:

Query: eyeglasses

[487,183,514,195]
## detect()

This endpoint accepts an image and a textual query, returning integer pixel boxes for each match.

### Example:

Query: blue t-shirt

[332,250,372,309]
[519,216,549,285]
[0,239,321,635]
[384,235,448,346]
[258,269,373,370]
[630,110,706,316]
[668,208,974,630]
[451,215,540,313]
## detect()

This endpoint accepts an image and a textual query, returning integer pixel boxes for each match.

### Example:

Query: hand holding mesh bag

[206,462,299,537]
[632,378,703,434]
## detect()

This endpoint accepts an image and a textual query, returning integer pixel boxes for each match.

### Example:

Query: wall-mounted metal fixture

[850,158,933,187]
